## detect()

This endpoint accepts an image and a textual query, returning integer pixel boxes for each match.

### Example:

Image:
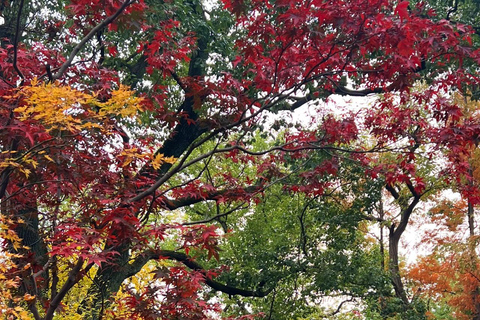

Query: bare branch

[385,184,400,200]
[327,297,356,316]
[334,85,384,96]
[32,256,54,279]
[395,195,420,238]
[153,138,221,205]
[446,0,459,20]
[182,202,248,226]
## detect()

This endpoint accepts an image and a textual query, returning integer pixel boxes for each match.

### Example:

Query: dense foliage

[2,0,480,319]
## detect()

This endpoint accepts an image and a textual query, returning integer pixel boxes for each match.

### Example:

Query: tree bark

[388,226,409,304]
[385,184,420,306]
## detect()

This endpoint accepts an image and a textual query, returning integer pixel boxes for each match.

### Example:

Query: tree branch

[385,184,400,200]
[22,279,41,320]
[361,214,389,224]
[394,195,420,239]
[327,297,356,316]
[182,202,248,226]
[52,0,134,80]
[171,71,187,92]
[446,0,459,20]
[334,85,384,96]
[128,250,274,298]
[162,185,261,210]
[405,179,419,198]
[44,258,89,320]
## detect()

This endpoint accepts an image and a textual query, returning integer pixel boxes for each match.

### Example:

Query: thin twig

[52,0,134,80]
[182,202,248,226]
[0,179,65,203]
[153,138,222,203]
[139,191,157,224]
[327,297,356,316]
[32,256,54,279]
[267,288,277,320]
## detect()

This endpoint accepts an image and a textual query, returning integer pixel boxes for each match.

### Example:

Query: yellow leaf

[5,279,19,288]
[151,153,177,170]
[23,293,35,301]
[96,85,143,118]
[19,168,31,178]
[122,157,133,167]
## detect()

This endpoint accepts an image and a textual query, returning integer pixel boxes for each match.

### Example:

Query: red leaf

[108,46,118,57]
[395,1,409,21]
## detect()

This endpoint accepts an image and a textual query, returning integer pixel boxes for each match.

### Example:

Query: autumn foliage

[1,0,480,319]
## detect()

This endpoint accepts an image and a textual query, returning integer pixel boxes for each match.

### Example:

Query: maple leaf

[151,153,177,170]
[4,0,480,319]
[223,0,246,17]
[395,1,410,22]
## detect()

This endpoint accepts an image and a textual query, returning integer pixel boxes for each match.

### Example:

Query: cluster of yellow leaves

[451,91,480,121]
[0,216,31,320]
[50,258,95,320]
[45,259,171,320]
[105,260,172,320]
[429,199,466,232]
[119,147,152,167]
[151,153,176,170]
[96,86,144,118]
[14,79,95,132]
[4,80,144,178]
[119,148,176,169]
[0,216,25,251]
[13,79,143,133]
[0,149,41,179]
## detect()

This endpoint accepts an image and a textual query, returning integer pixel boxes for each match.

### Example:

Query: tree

[1,0,480,319]
[404,93,480,320]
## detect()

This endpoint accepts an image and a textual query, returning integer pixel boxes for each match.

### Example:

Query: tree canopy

[2,0,480,319]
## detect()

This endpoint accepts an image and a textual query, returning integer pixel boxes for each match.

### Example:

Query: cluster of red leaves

[181,225,222,261]
[225,0,475,94]
[142,19,196,77]
[67,0,148,33]
[111,267,220,320]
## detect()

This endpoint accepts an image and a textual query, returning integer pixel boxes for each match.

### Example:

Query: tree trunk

[388,226,409,304]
